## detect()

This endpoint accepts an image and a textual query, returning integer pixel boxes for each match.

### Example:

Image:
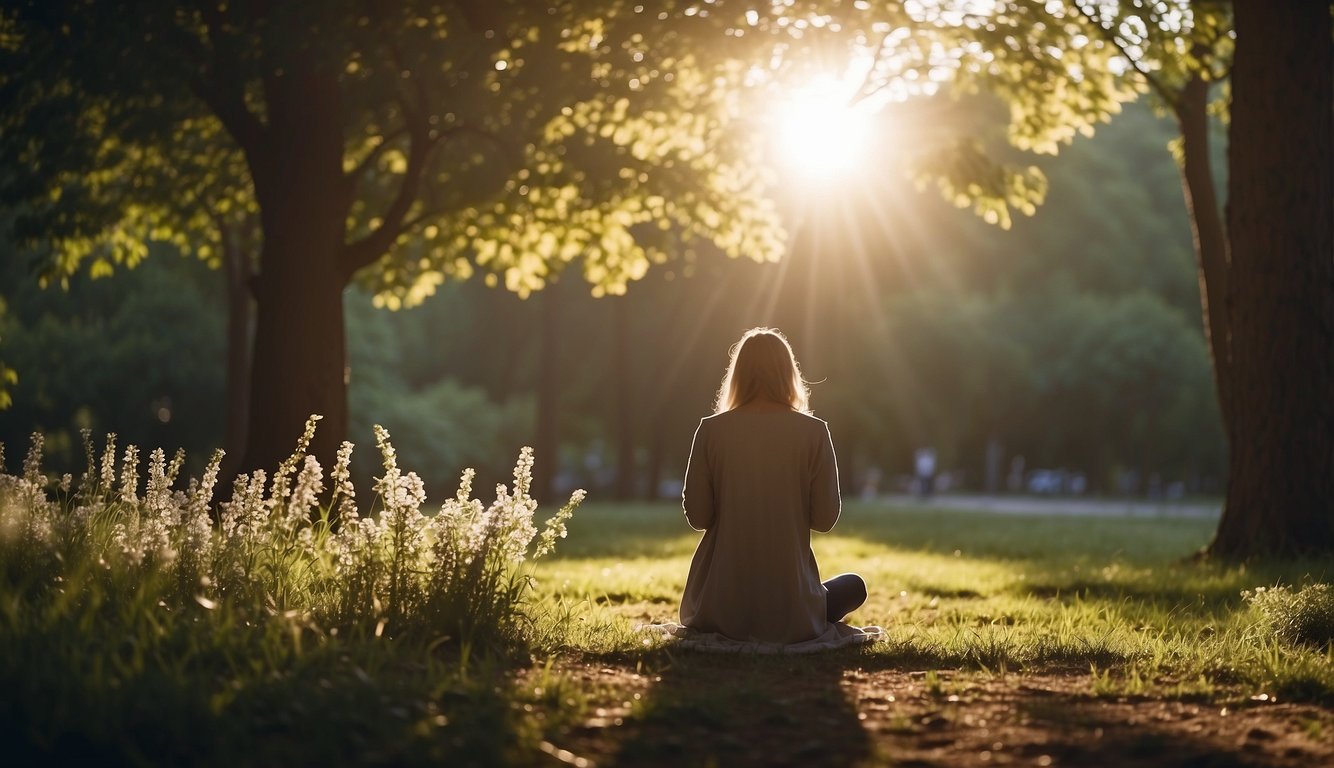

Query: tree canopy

[1,2,928,295]
[0,1,822,471]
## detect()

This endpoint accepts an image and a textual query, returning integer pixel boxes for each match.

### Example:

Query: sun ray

[771,75,876,181]
[651,262,740,407]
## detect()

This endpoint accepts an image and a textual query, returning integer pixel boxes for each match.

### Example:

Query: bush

[1244,583,1334,648]
[0,416,583,645]
[0,416,584,761]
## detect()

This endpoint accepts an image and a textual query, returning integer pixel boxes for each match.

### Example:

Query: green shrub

[1244,583,1334,648]
[0,417,583,762]
[0,416,583,645]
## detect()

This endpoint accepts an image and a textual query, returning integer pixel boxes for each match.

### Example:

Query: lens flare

[773,78,873,179]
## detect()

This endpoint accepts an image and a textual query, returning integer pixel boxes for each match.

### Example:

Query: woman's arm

[810,424,841,533]
[682,420,715,530]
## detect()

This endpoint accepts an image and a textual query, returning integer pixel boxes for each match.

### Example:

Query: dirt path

[875,494,1220,520]
[532,656,1332,767]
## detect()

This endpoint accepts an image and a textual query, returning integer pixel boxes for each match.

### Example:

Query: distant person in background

[860,466,883,501]
[915,446,937,499]
[679,327,868,645]
[1007,455,1026,493]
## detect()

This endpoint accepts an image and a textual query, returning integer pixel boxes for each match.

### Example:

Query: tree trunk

[219,222,253,481]
[238,63,350,477]
[1210,1,1334,558]
[242,231,348,478]
[1174,71,1231,423]
[612,295,636,499]
[644,420,664,501]
[534,279,561,502]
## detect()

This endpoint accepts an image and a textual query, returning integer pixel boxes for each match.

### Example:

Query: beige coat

[679,409,841,643]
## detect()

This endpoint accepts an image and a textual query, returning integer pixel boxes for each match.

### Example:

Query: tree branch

[850,31,894,107]
[188,1,266,162]
[340,127,438,278]
[339,114,526,278]
[442,122,524,167]
[338,33,450,278]
[1072,1,1177,107]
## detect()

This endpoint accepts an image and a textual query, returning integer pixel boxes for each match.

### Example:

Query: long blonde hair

[713,327,812,414]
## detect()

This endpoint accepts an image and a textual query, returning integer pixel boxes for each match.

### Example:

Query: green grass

[5,494,1332,765]
[0,570,534,766]
[531,501,1334,702]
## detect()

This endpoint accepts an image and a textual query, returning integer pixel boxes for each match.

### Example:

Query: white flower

[188,449,225,520]
[272,414,323,502]
[288,455,325,524]
[331,441,357,520]
[99,434,118,497]
[119,445,140,506]
[23,433,44,486]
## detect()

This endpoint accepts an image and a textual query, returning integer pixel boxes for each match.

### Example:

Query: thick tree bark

[534,280,562,502]
[243,235,348,477]
[644,419,664,501]
[237,62,350,477]
[612,296,636,499]
[1210,1,1334,558]
[219,222,253,480]
[1174,72,1231,423]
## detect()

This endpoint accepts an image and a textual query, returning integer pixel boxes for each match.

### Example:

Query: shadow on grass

[1010,695,1268,767]
[0,623,528,767]
[1019,578,1252,613]
[590,648,874,767]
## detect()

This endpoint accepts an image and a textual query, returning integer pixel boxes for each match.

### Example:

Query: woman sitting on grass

[679,327,870,647]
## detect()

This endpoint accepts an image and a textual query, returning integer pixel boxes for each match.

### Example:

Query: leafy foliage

[865,1,1232,227]
[344,290,536,494]
[0,2,1228,491]
[858,286,1219,485]
[0,252,225,472]
[2,1,1185,294]
[0,1,836,299]
[0,297,15,410]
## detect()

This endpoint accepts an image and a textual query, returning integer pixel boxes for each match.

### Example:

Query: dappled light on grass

[522,541,1334,763]
[530,501,1334,705]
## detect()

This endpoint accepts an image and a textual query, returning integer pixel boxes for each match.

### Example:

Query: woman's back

[680,408,841,643]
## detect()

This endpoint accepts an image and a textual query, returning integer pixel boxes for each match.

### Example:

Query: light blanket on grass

[639,621,884,654]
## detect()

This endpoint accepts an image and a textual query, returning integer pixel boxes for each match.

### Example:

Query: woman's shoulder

[791,411,828,427]
[794,412,832,441]
[702,410,828,430]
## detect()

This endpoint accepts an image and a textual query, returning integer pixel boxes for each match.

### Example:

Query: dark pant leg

[823,573,868,623]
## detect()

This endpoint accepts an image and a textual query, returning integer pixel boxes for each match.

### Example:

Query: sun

[772,77,874,180]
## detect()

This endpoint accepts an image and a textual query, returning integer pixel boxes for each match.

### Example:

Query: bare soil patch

[531,656,1333,767]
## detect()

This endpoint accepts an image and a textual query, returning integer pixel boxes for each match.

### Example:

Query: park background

[0,97,1226,507]
[1,2,1331,766]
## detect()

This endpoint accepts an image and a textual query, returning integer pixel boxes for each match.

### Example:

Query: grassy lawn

[538,500,1333,694]
[6,490,1333,766]
[516,500,1334,766]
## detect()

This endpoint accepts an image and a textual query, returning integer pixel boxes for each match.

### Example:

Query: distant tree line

[0,99,1223,500]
